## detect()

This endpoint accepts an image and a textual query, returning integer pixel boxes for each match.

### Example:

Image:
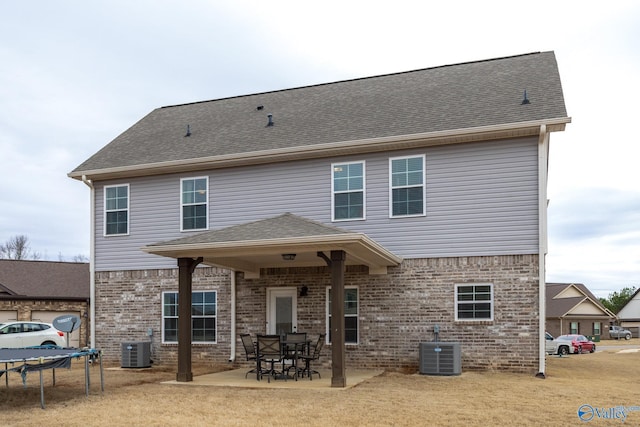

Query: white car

[545,332,571,356]
[0,321,66,348]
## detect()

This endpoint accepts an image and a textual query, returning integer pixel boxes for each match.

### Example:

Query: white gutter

[81,175,96,349]
[228,270,236,362]
[537,125,549,378]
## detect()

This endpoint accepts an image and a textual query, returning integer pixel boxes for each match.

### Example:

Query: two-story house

[69,51,569,384]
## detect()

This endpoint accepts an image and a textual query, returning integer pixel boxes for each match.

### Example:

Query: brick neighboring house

[0,260,90,347]
[546,283,616,340]
[69,52,570,383]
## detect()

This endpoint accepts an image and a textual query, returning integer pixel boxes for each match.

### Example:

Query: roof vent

[184,124,191,137]
[256,105,264,110]
[521,90,530,105]
[267,114,274,127]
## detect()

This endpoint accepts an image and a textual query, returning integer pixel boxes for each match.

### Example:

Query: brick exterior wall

[546,318,612,340]
[0,299,90,348]
[95,254,540,373]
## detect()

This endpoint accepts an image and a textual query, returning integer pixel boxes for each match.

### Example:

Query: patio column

[176,257,202,382]
[330,250,346,387]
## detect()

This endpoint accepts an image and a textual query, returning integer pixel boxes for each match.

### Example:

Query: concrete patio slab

[162,368,383,390]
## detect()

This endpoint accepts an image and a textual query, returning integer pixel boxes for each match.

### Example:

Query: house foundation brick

[95,254,539,373]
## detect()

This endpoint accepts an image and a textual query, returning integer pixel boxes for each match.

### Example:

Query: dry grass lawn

[2,339,639,426]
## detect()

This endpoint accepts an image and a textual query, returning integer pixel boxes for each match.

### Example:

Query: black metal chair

[299,333,325,380]
[240,334,258,379]
[283,332,307,380]
[256,334,283,383]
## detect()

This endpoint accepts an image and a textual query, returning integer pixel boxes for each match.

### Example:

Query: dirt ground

[1,339,639,426]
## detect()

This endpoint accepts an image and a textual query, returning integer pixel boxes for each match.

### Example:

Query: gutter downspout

[81,175,96,349]
[228,270,236,362]
[536,125,549,378]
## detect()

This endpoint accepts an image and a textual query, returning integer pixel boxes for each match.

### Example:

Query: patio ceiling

[141,213,402,278]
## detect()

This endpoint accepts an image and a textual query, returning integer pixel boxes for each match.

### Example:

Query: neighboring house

[546,283,616,340]
[68,51,570,384]
[0,260,90,347]
[617,288,640,337]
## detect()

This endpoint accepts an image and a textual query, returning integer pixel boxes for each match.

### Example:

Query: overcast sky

[1,1,638,298]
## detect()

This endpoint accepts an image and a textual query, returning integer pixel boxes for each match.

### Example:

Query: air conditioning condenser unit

[121,341,151,368]
[419,342,461,375]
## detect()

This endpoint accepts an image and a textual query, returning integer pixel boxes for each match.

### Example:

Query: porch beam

[176,257,202,382]
[330,250,346,387]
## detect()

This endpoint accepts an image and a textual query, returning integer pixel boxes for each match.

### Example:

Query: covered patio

[142,213,402,387]
[162,368,383,390]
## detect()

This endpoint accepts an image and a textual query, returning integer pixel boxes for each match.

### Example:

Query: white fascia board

[69,117,572,181]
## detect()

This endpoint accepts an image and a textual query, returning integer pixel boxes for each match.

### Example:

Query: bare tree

[71,254,89,263]
[0,235,41,260]
[57,252,89,263]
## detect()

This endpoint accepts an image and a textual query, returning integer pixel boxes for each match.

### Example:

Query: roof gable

[70,52,569,180]
[546,283,615,319]
[555,286,584,299]
[618,288,640,319]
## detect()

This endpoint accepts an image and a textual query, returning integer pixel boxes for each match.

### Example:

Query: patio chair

[299,333,325,380]
[240,334,258,379]
[256,334,283,383]
[283,332,307,380]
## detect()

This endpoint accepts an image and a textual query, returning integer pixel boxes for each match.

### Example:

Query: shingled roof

[0,260,89,300]
[145,212,352,246]
[142,213,402,277]
[69,51,569,180]
[546,283,614,318]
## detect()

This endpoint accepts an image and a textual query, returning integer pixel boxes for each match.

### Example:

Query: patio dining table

[281,338,312,380]
[255,335,311,382]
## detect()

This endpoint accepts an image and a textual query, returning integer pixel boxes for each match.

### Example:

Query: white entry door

[266,288,297,335]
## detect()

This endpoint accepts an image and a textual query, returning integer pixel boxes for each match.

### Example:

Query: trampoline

[1,347,103,409]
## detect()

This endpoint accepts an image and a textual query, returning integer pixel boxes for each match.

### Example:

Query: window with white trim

[327,286,358,344]
[181,177,208,231]
[104,184,129,235]
[455,284,493,321]
[332,161,365,221]
[162,291,217,344]
[389,155,425,217]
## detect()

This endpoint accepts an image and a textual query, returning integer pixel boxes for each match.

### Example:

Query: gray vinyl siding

[94,137,539,271]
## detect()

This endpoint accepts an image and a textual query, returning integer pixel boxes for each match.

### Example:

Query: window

[104,184,129,235]
[455,284,493,321]
[389,155,425,217]
[570,322,579,335]
[327,287,358,344]
[181,177,208,231]
[162,291,217,344]
[332,161,365,221]
[593,322,601,336]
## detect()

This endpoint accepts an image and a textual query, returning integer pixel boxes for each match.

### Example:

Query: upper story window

[455,284,493,321]
[181,177,208,231]
[389,155,425,217]
[162,290,217,344]
[104,184,129,236]
[332,161,365,221]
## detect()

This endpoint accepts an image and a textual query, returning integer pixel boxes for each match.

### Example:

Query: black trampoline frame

[0,347,103,409]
